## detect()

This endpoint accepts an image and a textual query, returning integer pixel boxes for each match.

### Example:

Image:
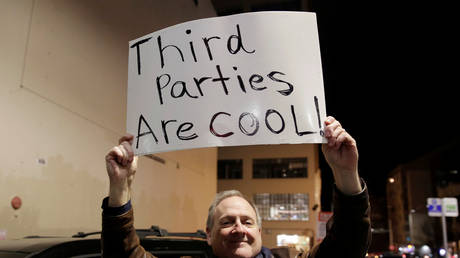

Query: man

[101,116,371,257]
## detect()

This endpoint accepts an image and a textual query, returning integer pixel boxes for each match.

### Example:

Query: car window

[24,240,100,258]
[0,252,29,258]
[69,254,100,258]
[149,248,212,258]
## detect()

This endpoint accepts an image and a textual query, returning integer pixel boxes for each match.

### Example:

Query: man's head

[206,190,262,258]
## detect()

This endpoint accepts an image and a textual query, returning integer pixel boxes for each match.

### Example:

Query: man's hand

[105,134,138,207]
[322,116,362,195]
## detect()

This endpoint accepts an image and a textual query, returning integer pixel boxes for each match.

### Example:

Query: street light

[439,248,446,257]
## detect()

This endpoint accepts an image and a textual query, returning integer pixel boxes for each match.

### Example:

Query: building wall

[0,0,217,239]
[387,163,456,248]
[387,167,407,246]
[218,143,321,249]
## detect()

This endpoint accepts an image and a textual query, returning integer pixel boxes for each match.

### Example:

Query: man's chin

[212,243,260,258]
[228,251,255,258]
[217,245,257,258]
[229,246,258,258]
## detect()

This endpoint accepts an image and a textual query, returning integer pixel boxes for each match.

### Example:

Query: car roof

[0,235,209,254]
[0,236,99,253]
[0,227,209,257]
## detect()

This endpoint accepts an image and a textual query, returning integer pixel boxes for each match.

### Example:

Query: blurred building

[386,139,460,253]
[0,0,219,239]
[212,0,311,16]
[368,195,390,252]
[217,144,321,252]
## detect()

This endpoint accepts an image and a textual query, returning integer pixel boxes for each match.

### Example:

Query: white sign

[443,197,458,217]
[127,11,327,155]
[316,211,333,242]
[427,198,442,217]
[427,197,458,217]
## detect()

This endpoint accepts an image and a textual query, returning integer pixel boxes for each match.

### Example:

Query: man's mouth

[228,239,248,245]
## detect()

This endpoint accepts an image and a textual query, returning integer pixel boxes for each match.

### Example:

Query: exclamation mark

[314,96,324,136]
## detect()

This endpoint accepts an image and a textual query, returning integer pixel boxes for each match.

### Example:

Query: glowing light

[439,248,446,256]
[419,245,431,255]
[388,177,395,183]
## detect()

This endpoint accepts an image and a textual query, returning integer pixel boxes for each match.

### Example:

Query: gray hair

[206,190,262,230]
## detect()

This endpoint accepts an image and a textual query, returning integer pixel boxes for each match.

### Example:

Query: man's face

[207,196,262,258]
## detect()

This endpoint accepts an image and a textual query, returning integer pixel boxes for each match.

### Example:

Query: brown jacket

[101,183,370,258]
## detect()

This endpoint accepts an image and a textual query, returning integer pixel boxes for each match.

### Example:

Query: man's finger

[331,126,345,139]
[117,145,130,166]
[324,120,342,137]
[335,130,356,149]
[118,134,134,145]
[106,146,124,166]
[324,116,336,125]
[120,141,134,163]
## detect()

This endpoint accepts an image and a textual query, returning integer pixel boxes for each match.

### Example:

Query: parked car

[367,251,403,258]
[0,226,212,258]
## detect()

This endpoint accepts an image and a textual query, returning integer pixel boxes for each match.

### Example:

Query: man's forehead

[215,196,257,217]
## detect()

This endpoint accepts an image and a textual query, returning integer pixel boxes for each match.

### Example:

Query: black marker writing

[212,65,230,95]
[291,105,314,136]
[268,71,294,96]
[249,74,265,91]
[265,109,285,134]
[154,65,294,105]
[203,36,221,61]
[210,112,234,137]
[186,29,198,62]
[227,24,256,55]
[136,114,198,146]
[136,114,158,148]
[239,112,259,136]
[130,37,152,75]
[158,35,185,69]
[177,122,198,140]
[233,66,246,93]
[314,96,324,136]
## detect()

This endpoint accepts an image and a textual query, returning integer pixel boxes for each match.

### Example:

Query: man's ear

[206,227,212,245]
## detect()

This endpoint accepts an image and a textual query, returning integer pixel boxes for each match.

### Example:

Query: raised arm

[102,134,153,258]
[321,116,361,195]
[105,134,138,207]
[307,116,371,258]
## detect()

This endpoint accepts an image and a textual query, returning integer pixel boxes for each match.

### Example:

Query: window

[253,157,307,178]
[218,159,243,179]
[254,193,309,221]
[277,234,312,251]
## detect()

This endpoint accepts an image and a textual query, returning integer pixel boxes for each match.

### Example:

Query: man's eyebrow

[218,215,234,221]
[219,215,254,220]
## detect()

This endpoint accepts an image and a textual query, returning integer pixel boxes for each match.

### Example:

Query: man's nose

[232,220,247,234]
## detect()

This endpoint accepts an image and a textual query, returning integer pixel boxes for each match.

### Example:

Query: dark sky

[213,0,458,207]
[312,0,458,202]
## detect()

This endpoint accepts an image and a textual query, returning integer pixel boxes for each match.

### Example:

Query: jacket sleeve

[308,179,371,258]
[101,205,155,258]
